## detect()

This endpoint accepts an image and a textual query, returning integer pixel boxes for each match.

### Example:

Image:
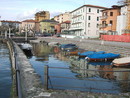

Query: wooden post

[44,65,48,90]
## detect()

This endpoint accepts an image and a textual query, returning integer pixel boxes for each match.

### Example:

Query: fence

[7,38,22,98]
[44,65,130,93]
[101,35,130,42]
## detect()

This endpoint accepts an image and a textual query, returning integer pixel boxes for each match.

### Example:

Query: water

[26,43,130,94]
[0,42,12,98]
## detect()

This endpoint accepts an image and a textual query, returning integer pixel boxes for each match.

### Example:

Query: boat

[48,42,60,46]
[112,57,130,67]
[60,44,78,51]
[78,51,105,57]
[86,53,120,61]
[20,43,33,50]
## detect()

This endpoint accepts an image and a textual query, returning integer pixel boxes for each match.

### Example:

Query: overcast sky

[0,0,119,21]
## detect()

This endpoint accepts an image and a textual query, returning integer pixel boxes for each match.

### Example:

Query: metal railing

[8,38,22,98]
[44,65,130,93]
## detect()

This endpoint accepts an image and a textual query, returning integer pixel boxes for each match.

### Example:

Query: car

[42,33,52,37]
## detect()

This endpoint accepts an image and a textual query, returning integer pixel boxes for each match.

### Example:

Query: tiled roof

[22,19,38,22]
[71,4,107,13]
[0,20,21,23]
[40,19,58,23]
[62,21,70,24]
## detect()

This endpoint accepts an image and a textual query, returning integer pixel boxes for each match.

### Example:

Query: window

[88,23,90,27]
[97,17,99,21]
[110,20,113,25]
[88,16,91,20]
[97,9,99,13]
[89,8,91,12]
[110,12,113,16]
[97,24,99,28]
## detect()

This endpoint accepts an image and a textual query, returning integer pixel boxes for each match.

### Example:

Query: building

[54,12,70,23]
[61,21,70,34]
[116,5,127,35]
[20,19,40,36]
[40,19,58,34]
[35,11,50,22]
[0,20,21,36]
[55,23,61,33]
[100,5,121,35]
[69,5,107,38]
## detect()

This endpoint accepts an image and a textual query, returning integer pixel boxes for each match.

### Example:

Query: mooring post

[44,65,48,90]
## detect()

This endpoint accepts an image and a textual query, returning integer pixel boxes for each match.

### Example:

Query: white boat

[112,57,130,66]
[20,43,32,50]
[48,42,59,46]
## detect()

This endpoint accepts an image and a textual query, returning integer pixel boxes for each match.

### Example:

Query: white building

[69,5,107,38]
[116,6,127,35]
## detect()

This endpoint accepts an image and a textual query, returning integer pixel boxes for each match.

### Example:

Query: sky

[0,0,119,21]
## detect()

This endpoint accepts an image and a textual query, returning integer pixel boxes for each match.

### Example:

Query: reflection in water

[28,43,130,94]
[0,42,12,98]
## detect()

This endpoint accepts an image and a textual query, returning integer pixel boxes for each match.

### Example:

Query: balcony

[99,24,108,28]
[100,16,108,20]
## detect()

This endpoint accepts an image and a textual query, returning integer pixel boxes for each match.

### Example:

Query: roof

[0,20,21,23]
[71,4,107,13]
[22,19,38,22]
[102,5,122,11]
[40,19,58,23]
[62,21,71,24]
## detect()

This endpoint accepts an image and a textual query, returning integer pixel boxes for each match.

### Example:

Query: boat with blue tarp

[78,51,105,57]
[88,61,112,66]
[87,53,120,61]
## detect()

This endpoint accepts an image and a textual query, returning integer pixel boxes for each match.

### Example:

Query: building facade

[100,5,121,35]
[61,21,70,34]
[54,12,70,23]
[116,6,127,35]
[40,20,58,34]
[69,5,107,38]
[0,20,21,36]
[35,11,50,22]
[20,19,40,36]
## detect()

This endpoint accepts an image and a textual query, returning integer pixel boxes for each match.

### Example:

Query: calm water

[0,42,12,98]
[26,43,130,94]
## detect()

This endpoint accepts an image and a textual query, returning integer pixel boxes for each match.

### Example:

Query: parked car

[42,33,52,37]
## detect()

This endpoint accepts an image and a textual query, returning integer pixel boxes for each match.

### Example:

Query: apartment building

[40,19,58,34]
[20,19,40,36]
[69,5,107,38]
[61,21,70,34]
[100,5,121,35]
[54,12,70,23]
[116,6,127,35]
[35,11,50,22]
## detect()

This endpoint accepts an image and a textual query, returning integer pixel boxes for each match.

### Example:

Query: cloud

[16,8,42,21]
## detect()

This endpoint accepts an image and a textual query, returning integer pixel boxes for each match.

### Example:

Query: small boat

[112,57,130,67]
[78,51,105,57]
[88,61,112,66]
[48,42,60,46]
[20,43,32,50]
[86,53,120,61]
[60,44,78,51]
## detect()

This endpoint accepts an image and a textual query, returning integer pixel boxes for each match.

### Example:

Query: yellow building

[35,11,50,22]
[40,20,58,34]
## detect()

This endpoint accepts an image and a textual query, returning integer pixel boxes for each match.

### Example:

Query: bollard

[44,65,48,90]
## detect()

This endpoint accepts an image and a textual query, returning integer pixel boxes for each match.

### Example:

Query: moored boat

[112,57,130,67]
[78,51,105,58]
[86,53,120,61]
[20,43,33,50]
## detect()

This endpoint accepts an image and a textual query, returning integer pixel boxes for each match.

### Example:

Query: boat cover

[78,51,105,56]
[88,53,120,59]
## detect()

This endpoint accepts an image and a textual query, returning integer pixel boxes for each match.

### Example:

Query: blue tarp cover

[78,51,105,56]
[87,53,120,59]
